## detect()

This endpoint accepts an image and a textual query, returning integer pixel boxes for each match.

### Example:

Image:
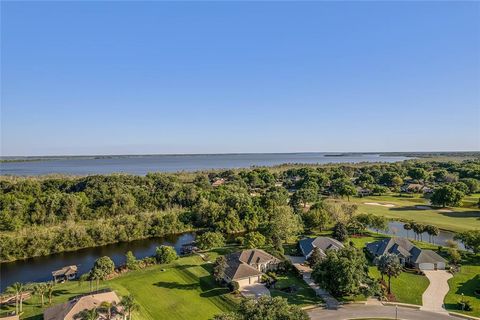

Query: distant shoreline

[1,151,478,163]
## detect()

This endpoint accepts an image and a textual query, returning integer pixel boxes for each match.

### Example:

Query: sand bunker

[438,209,453,213]
[364,202,395,208]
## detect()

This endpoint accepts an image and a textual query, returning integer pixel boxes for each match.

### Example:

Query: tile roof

[43,290,120,320]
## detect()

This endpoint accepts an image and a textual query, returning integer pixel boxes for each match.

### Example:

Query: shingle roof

[366,237,414,257]
[44,290,120,320]
[223,249,280,280]
[299,237,344,257]
[366,237,446,264]
[410,247,447,264]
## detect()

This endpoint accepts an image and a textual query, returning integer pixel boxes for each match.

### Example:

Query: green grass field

[2,254,238,320]
[368,267,429,305]
[269,271,322,307]
[444,254,480,318]
[342,195,480,232]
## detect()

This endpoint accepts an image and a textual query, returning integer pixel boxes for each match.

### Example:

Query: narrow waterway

[0,232,196,291]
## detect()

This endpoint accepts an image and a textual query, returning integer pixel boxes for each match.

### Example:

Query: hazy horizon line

[1,150,479,159]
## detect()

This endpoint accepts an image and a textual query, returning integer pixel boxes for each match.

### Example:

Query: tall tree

[377,254,402,294]
[155,245,178,264]
[196,231,225,250]
[120,294,138,320]
[312,246,372,297]
[7,282,25,314]
[213,256,227,283]
[403,222,412,239]
[265,206,303,243]
[32,282,48,307]
[332,222,348,242]
[430,185,464,207]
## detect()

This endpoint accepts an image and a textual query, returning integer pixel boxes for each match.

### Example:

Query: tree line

[1,159,479,261]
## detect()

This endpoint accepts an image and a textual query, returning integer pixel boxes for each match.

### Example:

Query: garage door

[419,263,434,270]
[237,278,250,288]
[436,262,445,270]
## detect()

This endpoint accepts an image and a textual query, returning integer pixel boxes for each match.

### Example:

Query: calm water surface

[0,153,411,176]
[370,221,465,250]
[0,233,195,291]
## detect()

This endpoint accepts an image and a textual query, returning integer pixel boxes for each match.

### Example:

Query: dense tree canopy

[431,185,464,207]
[312,246,372,297]
[1,159,478,261]
[155,245,178,264]
[197,231,226,250]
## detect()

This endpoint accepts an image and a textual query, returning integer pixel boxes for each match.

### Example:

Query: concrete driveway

[421,270,453,313]
[240,283,270,299]
[308,304,464,320]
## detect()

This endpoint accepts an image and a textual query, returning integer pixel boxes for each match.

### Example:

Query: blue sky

[1,1,479,156]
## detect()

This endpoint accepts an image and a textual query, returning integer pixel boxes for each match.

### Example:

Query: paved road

[240,283,270,299]
[308,304,464,320]
[421,270,453,313]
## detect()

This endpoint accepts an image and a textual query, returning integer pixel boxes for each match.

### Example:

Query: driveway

[240,283,270,299]
[421,270,453,313]
[308,304,464,320]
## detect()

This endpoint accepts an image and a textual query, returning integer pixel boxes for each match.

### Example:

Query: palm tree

[403,222,412,239]
[377,254,403,294]
[425,225,440,244]
[120,295,138,320]
[75,308,99,320]
[100,301,116,320]
[32,283,48,307]
[7,282,25,314]
[46,281,55,304]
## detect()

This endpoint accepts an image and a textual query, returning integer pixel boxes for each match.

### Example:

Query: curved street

[307,304,465,320]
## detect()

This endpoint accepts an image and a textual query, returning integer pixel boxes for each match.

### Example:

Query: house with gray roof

[366,237,447,270]
[223,249,281,288]
[299,236,344,259]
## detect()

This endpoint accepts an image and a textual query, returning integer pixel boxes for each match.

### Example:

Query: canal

[0,232,196,291]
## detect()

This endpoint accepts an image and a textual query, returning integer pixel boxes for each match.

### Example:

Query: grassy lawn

[269,271,322,307]
[369,267,429,305]
[342,195,480,232]
[349,233,431,306]
[1,254,238,320]
[444,254,480,318]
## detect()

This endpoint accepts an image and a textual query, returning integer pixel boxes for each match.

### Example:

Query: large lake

[0,153,411,176]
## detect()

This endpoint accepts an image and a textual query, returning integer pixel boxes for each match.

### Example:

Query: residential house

[299,236,344,259]
[223,249,281,288]
[52,265,78,282]
[366,237,447,270]
[357,187,372,197]
[44,290,121,320]
[211,178,225,187]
